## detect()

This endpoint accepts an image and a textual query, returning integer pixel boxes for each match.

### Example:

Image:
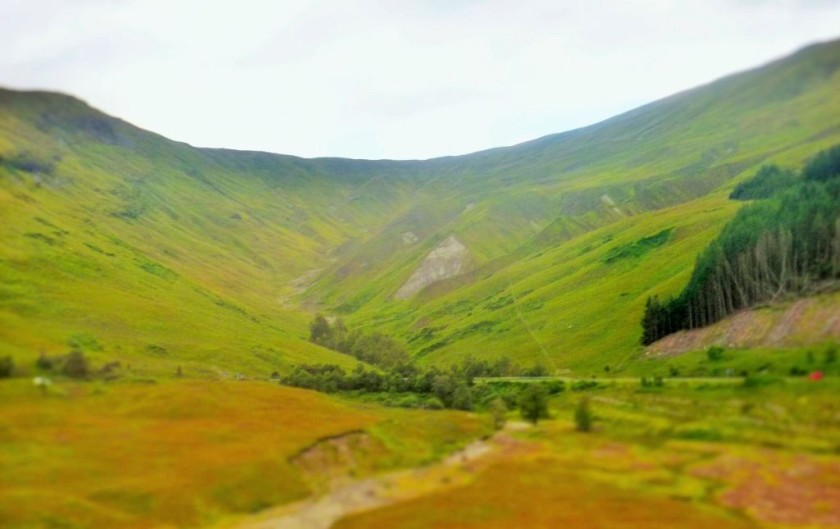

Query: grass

[0,36,840,529]
[0,378,488,529]
[335,457,756,529]
[333,377,840,529]
[357,192,742,372]
[629,342,840,379]
[3,40,840,375]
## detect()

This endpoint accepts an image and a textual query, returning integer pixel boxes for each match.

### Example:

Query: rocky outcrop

[395,236,470,299]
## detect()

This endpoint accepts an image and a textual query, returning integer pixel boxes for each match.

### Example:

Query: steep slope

[1,38,839,374]
[304,39,840,313]
[0,91,428,373]
[323,39,840,372]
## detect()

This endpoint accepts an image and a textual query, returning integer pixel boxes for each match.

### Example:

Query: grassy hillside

[0,91,426,374]
[1,39,840,374]
[332,39,840,372]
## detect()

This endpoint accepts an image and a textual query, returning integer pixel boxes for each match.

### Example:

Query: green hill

[2,38,840,376]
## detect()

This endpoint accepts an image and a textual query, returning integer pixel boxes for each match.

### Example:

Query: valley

[1,37,840,529]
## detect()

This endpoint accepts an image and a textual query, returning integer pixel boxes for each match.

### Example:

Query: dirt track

[229,423,529,529]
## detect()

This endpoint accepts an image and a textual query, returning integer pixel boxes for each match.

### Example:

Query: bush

[639,376,664,388]
[707,346,725,362]
[742,374,783,388]
[825,344,838,365]
[450,385,473,411]
[570,380,599,391]
[36,351,53,371]
[519,384,549,424]
[489,397,507,431]
[0,356,14,378]
[521,364,550,377]
[63,349,89,379]
[574,397,593,432]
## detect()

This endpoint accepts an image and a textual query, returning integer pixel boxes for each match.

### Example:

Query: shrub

[639,376,664,388]
[544,380,566,395]
[0,356,14,378]
[489,397,507,431]
[574,397,593,432]
[742,374,783,388]
[789,366,807,376]
[432,374,457,407]
[63,349,89,379]
[521,364,549,377]
[571,380,599,391]
[450,385,473,411]
[825,344,838,365]
[36,351,53,371]
[518,384,549,424]
[707,346,725,362]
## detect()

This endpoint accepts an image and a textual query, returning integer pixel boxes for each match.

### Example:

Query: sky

[2,1,840,160]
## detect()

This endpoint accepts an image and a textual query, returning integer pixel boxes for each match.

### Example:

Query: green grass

[1,40,840,376]
[628,342,840,379]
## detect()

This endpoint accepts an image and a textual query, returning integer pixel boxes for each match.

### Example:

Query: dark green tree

[574,397,593,432]
[707,346,725,362]
[450,384,473,411]
[432,374,457,408]
[518,384,549,424]
[36,351,53,371]
[0,356,13,378]
[642,144,840,344]
[309,314,331,343]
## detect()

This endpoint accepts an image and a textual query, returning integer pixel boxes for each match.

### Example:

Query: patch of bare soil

[647,292,840,357]
[290,431,388,490]
[229,425,530,529]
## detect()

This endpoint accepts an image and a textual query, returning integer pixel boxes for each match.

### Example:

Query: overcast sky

[2,1,840,160]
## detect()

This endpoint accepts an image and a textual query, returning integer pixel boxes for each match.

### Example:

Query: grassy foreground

[334,378,840,529]
[0,379,488,528]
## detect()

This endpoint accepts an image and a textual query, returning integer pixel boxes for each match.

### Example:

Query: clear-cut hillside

[1,38,839,373]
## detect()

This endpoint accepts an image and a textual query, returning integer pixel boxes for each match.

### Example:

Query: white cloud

[2,0,839,159]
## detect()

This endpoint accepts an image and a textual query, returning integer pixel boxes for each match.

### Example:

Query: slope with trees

[642,145,840,344]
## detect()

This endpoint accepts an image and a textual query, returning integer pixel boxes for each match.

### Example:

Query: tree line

[308,314,548,377]
[280,360,575,427]
[642,144,840,344]
[286,314,559,411]
[309,314,411,369]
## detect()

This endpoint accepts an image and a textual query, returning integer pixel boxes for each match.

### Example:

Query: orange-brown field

[0,380,487,528]
[3,377,840,529]
[334,420,840,529]
[326,381,840,529]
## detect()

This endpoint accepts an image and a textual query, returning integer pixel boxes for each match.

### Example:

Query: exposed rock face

[395,236,470,299]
